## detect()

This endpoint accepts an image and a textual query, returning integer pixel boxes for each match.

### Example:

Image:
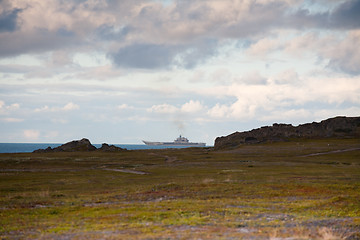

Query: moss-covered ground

[1,138,359,239]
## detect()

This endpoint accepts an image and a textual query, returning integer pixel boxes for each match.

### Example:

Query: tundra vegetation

[1,138,360,239]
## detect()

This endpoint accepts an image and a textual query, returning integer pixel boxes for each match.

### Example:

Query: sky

[0,0,360,145]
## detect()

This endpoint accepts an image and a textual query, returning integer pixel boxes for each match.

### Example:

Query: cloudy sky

[0,0,360,145]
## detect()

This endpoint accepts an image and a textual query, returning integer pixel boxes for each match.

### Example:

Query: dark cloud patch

[0,64,35,74]
[95,24,132,41]
[220,1,288,38]
[288,0,360,30]
[327,47,360,75]
[1,0,359,68]
[0,8,22,32]
[325,30,360,75]
[330,0,360,29]
[286,9,329,29]
[174,39,218,69]
[186,4,212,21]
[111,39,218,69]
[328,58,360,75]
[0,28,81,57]
[111,43,177,69]
[56,28,75,37]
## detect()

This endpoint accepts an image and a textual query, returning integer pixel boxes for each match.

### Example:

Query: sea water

[0,143,203,153]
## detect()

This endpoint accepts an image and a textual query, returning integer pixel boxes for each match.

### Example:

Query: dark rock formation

[33,138,126,153]
[33,138,97,153]
[214,116,360,150]
[34,146,53,153]
[97,143,125,152]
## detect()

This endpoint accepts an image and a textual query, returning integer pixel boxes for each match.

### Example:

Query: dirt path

[0,168,150,175]
[300,148,360,157]
[102,168,149,175]
[148,152,178,162]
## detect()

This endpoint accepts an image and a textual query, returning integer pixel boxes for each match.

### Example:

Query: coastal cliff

[214,116,360,150]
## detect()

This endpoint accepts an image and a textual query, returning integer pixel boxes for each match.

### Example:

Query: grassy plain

[1,138,360,239]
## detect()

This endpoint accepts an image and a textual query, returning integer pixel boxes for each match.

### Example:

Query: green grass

[0,138,359,239]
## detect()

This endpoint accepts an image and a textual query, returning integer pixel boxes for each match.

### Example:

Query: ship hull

[142,140,205,147]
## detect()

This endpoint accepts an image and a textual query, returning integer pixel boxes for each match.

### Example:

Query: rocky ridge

[214,116,360,150]
[33,138,126,153]
[97,143,126,152]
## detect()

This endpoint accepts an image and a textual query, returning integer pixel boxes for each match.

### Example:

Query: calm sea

[0,143,202,153]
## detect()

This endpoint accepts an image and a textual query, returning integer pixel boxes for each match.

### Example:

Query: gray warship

[143,135,206,147]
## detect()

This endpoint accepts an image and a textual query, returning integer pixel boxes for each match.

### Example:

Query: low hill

[214,116,360,150]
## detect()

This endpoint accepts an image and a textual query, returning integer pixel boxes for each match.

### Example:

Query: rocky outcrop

[97,143,125,152]
[214,116,360,150]
[33,138,126,153]
[33,138,97,153]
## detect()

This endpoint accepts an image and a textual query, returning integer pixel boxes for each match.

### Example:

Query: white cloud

[207,100,258,121]
[260,109,312,122]
[147,100,206,116]
[44,131,59,139]
[313,107,360,121]
[305,76,360,104]
[201,73,360,122]
[0,101,20,115]
[147,103,178,114]
[282,30,360,75]
[75,65,123,81]
[6,103,20,110]
[181,100,204,113]
[268,69,299,85]
[51,118,68,124]
[1,117,24,122]
[62,102,79,111]
[23,129,40,140]
[324,30,360,75]
[35,102,79,112]
[117,104,134,110]
[0,101,20,110]
[207,103,230,118]
[246,37,281,56]
[210,68,233,85]
[34,105,50,112]
[284,32,318,57]
[229,100,257,120]
[238,71,267,85]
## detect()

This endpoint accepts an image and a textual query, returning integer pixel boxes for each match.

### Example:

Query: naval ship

[143,135,206,147]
